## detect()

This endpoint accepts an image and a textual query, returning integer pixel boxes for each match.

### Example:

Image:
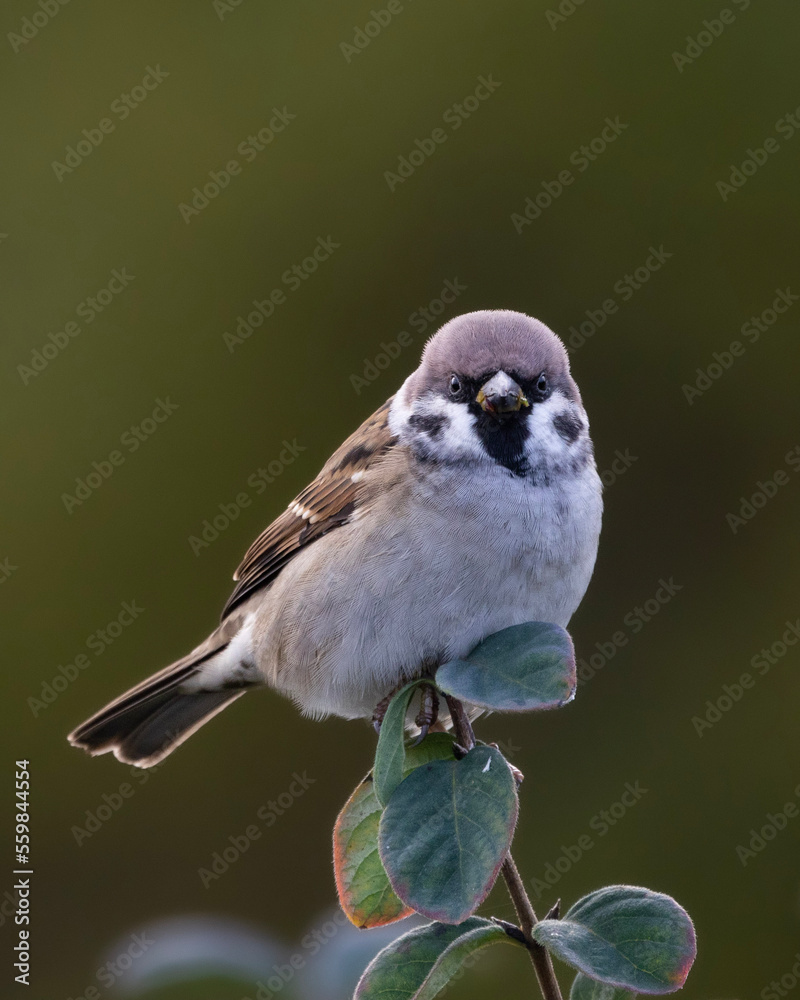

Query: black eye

[536,372,548,394]
[449,374,462,397]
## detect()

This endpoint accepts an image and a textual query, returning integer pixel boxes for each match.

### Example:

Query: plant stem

[444,695,563,1000]
[501,855,563,1000]
[443,694,476,750]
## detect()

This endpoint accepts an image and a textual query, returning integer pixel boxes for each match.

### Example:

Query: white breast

[249,444,602,721]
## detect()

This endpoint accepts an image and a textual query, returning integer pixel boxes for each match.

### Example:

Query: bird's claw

[372,678,439,740]
[414,683,439,742]
[372,690,394,732]
[411,723,429,746]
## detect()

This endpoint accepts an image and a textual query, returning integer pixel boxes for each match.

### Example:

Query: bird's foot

[412,683,440,745]
[372,693,392,733]
[372,678,410,732]
[371,676,440,739]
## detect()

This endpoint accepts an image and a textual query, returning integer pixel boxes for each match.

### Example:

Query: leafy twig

[445,694,563,1000]
[501,854,563,1000]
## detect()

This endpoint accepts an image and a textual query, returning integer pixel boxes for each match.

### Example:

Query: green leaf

[436,621,576,712]
[404,732,457,770]
[571,972,638,1000]
[532,886,696,994]
[334,735,457,928]
[374,680,429,806]
[353,917,518,1000]
[334,778,414,928]
[379,745,518,924]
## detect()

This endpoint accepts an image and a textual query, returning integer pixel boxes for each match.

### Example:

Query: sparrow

[69,309,602,767]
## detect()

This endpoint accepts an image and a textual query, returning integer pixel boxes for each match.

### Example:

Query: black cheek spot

[553,412,583,444]
[409,413,447,439]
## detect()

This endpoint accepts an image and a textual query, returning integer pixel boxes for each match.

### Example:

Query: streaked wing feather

[222,399,395,616]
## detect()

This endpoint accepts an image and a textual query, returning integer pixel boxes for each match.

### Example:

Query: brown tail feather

[68,612,250,767]
[69,686,245,766]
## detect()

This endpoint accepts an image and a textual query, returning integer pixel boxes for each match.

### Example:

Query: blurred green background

[2,0,799,996]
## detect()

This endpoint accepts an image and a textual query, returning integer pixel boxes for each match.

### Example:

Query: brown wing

[222,398,396,617]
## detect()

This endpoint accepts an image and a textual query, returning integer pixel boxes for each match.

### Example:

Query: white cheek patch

[525,392,585,465]
[436,400,485,462]
[395,386,588,470]
[388,375,414,437]
[399,393,486,464]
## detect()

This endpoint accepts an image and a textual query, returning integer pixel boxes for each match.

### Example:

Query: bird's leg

[372,674,441,736]
[372,678,411,732]
[372,692,393,732]
[413,683,439,744]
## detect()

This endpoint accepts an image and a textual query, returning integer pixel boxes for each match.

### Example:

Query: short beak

[477,371,529,416]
